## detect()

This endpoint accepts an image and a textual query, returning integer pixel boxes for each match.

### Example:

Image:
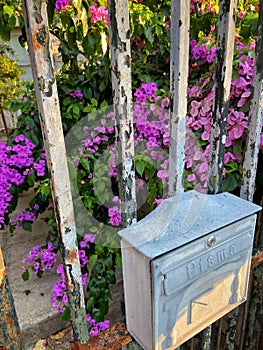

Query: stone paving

[0,189,70,349]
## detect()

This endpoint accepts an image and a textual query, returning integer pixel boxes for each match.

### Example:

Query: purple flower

[154,198,163,206]
[55,0,71,12]
[108,206,121,227]
[65,90,83,99]
[86,313,110,335]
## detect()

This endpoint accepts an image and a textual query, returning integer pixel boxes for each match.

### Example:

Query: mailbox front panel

[152,215,256,350]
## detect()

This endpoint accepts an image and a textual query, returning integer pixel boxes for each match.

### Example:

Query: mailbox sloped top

[118,190,261,259]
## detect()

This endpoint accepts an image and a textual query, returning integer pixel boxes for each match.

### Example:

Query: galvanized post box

[118,190,261,350]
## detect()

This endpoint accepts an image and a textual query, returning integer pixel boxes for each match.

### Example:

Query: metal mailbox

[118,190,261,350]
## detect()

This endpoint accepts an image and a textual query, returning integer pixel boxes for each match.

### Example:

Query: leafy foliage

[0,0,262,332]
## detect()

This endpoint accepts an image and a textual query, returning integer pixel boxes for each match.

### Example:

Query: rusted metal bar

[208,0,237,194]
[235,3,263,349]
[22,0,89,344]
[168,0,190,196]
[251,249,263,269]
[108,0,137,227]
[0,247,22,350]
[240,0,263,202]
[242,263,263,350]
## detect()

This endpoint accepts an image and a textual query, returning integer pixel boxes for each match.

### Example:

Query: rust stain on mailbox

[119,190,261,350]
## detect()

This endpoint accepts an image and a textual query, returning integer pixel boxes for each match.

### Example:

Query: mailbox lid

[119,190,261,259]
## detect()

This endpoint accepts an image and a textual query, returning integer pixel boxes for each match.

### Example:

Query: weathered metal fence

[2,0,263,349]
[0,247,22,350]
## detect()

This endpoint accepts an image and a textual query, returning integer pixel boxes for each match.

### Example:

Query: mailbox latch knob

[207,235,216,247]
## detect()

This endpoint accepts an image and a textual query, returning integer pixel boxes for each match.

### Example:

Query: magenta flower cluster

[50,233,95,312]
[108,196,121,227]
[89,5,108,26]
[86,314,110,336]
[49,232,110,334]
[22,242,57,275]
[11,209,36,229]
[55,0,108,25]
[51,264,68,313]
[190,38,217,64]
[55,0,71,12]
[0,134,46,229]
[65,90,84,100]
[185,39,258,191]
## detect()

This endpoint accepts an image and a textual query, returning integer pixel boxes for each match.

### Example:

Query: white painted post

[168,0,190,196]
[108,0,137,227]
[22,0,89,343]
[240,0,263,202]
[208,0,237,194]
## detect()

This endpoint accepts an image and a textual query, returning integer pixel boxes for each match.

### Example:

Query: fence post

[108,0,137,228]
[208,0,237,195]
[0,247,22,350]
[240,3,263,202]
[206,1,237,349]
[21,0,89,344]
[168,0,190,196]
[236,1,263,348]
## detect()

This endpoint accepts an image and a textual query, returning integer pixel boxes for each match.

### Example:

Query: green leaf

[89,254,98,265]
[22,270,30,281]
[155,25,162,38]
[89,286,101,298]
[0,19,11,41]
[27,173,36,187]
[102,256,113,269]
[40,184,51,197]
[91,98,98,107]
[84,197,93,208]
[80,157,90,172]
[22,221,32,231]
[61,306,71,321]
[136,160,145,177]
[92,310,104,322]
[3,5,13,16]
[96,180,106,193]
[73,105,80,115]
[105,270,116,284]
[86,296,96,311]
[145,165,156,179]
[232,139,243,156]
[144,26,154,44]
[9,224,16,234]
[100,100,108,108]
[95,277,107,288]
[97,298,109,315]
[222,173,240,192]
[26,118,36,129]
